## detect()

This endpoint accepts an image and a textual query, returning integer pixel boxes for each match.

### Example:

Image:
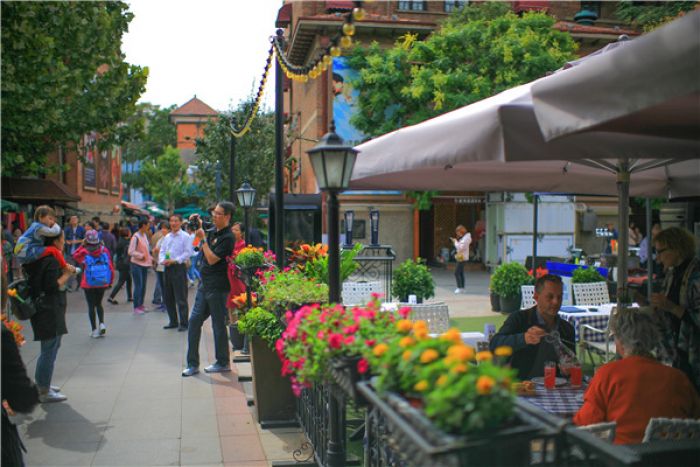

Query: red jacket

[72,245,114,289]
[574,355,700,444]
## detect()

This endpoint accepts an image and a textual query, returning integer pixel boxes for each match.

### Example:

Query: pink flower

[281,358,292,376]
[317,331,325,339]
[370,292,385,299]
[357,358,369,374]
[343,335,355,346]
[328,333,343,349]
[365,339,376,347]
[398,307,411,319]
[342,324,359,335]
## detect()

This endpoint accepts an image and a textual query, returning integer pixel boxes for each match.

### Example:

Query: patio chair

[643,418,700,443]
[405,302,450,334]
[342,280,383,307]
[578,421,616,443]
[579,308,617,366]
[572,282,610,306]
[521,285,535,309]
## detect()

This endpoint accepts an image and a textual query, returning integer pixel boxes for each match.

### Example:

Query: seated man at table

[574,307,700,444]
[489,274,575,380]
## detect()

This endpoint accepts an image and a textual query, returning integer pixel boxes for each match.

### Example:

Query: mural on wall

[332,57,367,146]
[82,132,97,190]
[111,147,121,195]
[98,148,110,194]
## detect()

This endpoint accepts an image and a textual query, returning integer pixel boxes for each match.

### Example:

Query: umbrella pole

[532,193,538,273]
[617,159,630,309]
[646,198,653,302]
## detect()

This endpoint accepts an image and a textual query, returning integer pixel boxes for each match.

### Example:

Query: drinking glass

[544,361,556,390]
[570,363,583,388]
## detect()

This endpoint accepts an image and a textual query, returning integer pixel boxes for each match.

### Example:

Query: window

[444,1,467,13]
[398,1,427,12]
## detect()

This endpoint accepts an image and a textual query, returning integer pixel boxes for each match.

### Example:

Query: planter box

[357,382,558,467]
[500,294,522,314]
[329,356,370,406]
[250,336,296,427]
[228,323,244,351]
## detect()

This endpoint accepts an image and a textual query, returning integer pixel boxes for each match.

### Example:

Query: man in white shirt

[159,214,193,331]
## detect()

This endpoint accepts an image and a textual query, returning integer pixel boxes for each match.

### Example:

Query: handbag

[7,277,44,321]
[456,253,465,262]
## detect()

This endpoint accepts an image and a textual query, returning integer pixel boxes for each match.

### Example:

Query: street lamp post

[306,123,358,467]
[229,117,237,204]
[236,180,257,312]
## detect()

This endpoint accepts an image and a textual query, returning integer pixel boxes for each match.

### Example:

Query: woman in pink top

[128,219,152,314]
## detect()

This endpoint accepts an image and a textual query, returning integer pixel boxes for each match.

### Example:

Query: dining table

[557,304,615,343]
[518,383,587,418]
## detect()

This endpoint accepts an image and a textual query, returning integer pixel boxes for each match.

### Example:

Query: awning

[120,200,150,216]
[1,199,20,212]
[1,177,80,203]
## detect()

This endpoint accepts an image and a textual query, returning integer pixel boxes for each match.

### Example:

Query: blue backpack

[84,250,111,287]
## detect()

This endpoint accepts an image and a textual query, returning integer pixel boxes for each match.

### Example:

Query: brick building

[276,0,639,265]
[170,96,220,166]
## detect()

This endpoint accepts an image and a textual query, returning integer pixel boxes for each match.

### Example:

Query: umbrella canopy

[531,11,700,141]
[1,199,20,212]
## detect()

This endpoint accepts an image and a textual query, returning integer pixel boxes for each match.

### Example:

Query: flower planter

[499,294,521,314]
[490,291,501,311]
[329,356,371,406]
[250,336,296,427]
[357,382,554,467]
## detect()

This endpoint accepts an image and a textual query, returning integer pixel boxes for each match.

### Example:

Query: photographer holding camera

[182,202,235,376]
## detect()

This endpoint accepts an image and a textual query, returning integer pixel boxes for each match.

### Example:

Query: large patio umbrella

[531,10,700,141]
[350,75,700,306]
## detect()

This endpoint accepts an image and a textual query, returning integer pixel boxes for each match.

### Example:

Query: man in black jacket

[490,274,575,380]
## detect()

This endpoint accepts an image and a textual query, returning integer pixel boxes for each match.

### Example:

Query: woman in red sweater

[574,307,700,444]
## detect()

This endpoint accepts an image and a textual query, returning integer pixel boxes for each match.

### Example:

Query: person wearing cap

[73,230,114,338]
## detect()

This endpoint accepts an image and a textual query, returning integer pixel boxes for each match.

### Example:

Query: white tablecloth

[558,304,614,343]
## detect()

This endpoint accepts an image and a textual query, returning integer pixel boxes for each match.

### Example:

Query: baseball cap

[85,230,100,245]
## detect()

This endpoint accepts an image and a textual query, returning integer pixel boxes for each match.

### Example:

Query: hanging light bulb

[323,55,332,65]
[342,23,356,36]
[340,35,352,49]
[353,7,366,21]
[320,60,328,71]
[330,46,341,57]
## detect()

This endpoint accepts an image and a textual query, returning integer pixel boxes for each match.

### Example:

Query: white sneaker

[99,323,106,336]
[454,288,463,294]
[90,329,101,338]
[39,389,67,403]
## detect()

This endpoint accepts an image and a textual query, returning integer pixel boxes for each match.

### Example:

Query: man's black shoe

[163,324,178,329]
[178,325,188,332]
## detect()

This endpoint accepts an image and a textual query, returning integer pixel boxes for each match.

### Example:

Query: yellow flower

[475,350,493,362]
[402,350,413,361]
[414,327,429,340]
[396,320,413,333]
[476,375,496,395]
[420,349,439,364]
[436,375,449,387]
[373,343,389,357]
[414,380,429,392]
[451,363,468,374]
[494,346,513,358]
[440,328,462,344]
[447,344,474,362]
[413,320,428,331]
[399,336,415,348]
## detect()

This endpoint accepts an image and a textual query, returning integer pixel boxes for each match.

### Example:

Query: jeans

[152,270,164,304]
[84,288,106,330]
[164,264,188,326]
[35,336,62,389]
[130,264,149,309]
[110,269,132,300]
[187,256,201,282]
[455,261,466,288]
[186,286,229,368]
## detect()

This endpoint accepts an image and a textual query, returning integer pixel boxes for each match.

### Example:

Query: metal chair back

[573,282,610,306]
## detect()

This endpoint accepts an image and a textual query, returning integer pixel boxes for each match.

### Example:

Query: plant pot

[250,336,296,426]
[399,296,424,304]
[499,294,521,314]
[228,323,244,351]
[490,291,501,312]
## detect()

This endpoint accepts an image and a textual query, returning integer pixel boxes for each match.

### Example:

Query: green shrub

[490,262,530,298]
[571,266,606,284]
[392,258,435,302]
[237,307,284,348]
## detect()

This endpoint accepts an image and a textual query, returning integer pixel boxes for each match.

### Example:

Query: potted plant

[571,266,605,284]
[238,306,295,426]
[258,269,329,316]
[392,258,435,303]
[490,262,531,313]
[287,242,362,286]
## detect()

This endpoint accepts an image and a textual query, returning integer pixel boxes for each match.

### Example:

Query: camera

[189,213,214,231]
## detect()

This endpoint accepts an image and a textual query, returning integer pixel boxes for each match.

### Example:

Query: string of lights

[272,2,365,83]
[230,44,274,138]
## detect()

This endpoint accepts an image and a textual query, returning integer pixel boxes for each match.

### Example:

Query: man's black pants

[164,263,189,326]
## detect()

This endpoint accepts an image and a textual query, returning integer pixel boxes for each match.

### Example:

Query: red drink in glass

[570,365,583,388]
[544,361,556,390]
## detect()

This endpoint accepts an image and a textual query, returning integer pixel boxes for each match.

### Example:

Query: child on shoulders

[14,205,70,271]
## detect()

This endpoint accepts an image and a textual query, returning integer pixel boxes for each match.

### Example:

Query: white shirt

[158,229,193,265]
[454,233,472,260]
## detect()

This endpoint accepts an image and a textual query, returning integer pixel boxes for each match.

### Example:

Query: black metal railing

[344,244,396,299]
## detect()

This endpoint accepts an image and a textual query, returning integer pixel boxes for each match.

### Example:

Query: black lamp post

[236,181,257,312]
[370,208,380,246]
[306,123,358,467]
[344,210,354,247]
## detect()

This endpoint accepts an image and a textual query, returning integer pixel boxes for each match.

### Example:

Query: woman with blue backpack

[73,230,114,338]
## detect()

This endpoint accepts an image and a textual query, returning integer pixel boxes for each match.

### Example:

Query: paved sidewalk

[12,273,305,466]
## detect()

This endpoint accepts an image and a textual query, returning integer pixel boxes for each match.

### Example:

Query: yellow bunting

[353,7,366,21]
[342,23,356,36]
[330,46,341,57]
[340,35,353,49]
[323,55,332,65]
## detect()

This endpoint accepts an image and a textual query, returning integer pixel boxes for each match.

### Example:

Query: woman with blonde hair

[450,225,471,294]
[650,226,700,393]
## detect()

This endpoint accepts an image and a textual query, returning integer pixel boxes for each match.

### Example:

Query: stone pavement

[11,265,493,466]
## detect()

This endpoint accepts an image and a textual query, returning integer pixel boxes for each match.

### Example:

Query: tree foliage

[1,1,147,176]
[347,2,577,138]
[615,1,697,31]
[192,101,275,214]
[140,146,191,215]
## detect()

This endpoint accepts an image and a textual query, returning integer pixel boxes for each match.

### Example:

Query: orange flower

[451,363,468,374]
[475,350,493,362]
[373,343,389,357]
[413,320,428,331]
[476,375,496,395]
[399,336,415,348]
[414,380,429,392]
[414,327,429,340]
[402,350,413,361]
[494,346,513,357]
[447,344,474,362]
[440,328,462,344]
[436,374,449,387]
[420,349,439,364]
[396,319,413,333]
